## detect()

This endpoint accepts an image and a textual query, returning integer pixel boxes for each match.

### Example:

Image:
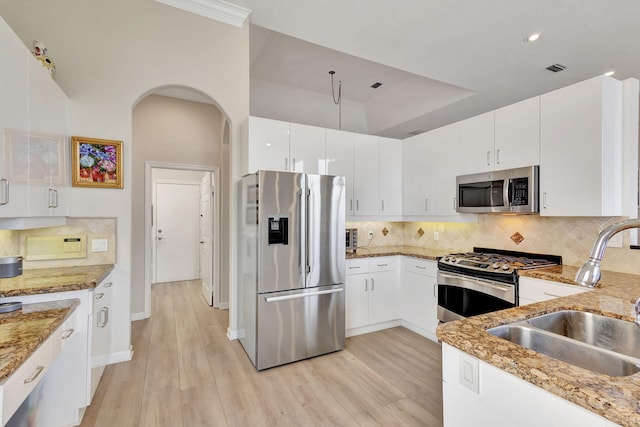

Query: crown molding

[154,0,251,28]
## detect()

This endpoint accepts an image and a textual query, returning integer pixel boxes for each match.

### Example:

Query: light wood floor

[80,280,444,427]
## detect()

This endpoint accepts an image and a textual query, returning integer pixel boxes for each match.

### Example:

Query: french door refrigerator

[239,170,346,370]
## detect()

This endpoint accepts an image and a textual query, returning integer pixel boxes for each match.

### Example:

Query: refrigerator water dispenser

[268,216,288,245]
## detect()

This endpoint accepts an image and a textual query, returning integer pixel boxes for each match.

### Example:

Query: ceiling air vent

[546,63,567,73]
[371,82,382,89]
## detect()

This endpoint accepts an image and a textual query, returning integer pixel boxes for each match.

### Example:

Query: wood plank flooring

[80,281,443,427]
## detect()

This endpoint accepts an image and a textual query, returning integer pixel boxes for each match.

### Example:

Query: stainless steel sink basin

[487,310,640,377]
[525,310,640,359]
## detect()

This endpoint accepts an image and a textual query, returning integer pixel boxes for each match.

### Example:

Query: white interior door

[155,182,200,283]
[200,173,214,305]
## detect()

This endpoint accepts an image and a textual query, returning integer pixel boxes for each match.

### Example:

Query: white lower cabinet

[400,257,438,341]
[90,274,114,400]
[345,257,399,335]
[442,343,617,426]
[519,276,591,306]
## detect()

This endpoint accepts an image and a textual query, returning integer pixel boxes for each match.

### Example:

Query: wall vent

[546,64,567,73]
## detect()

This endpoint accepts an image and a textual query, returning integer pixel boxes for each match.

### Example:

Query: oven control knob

[502,264,510,271]
[492,263,500,269]
[444,256,450,262]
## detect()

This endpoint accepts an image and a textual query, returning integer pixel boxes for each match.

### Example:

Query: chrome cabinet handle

[0,178,8,205]
[381,199,385,212]
[348,266,361,269]
[349,199,353,212]
[486,150,491,165]
[61,328,75,339]
[95,292,104,300]
[356,199,359,211]
[377,263,388,267]
[424,198,428,211]
[284,157,288,170]
[24,366,45,384]
[292,158,296,171]
[453,196,457,211]
[98,307,109,328]
[364,278,368,291]
[496,148,501,165]
[48,188,55,208]
[543,192,548,209]
[103,282,113,288]
[415,265,426,269]
[371,278,375,291]
[433,283,437,297]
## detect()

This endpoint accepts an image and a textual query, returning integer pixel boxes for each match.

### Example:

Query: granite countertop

[0,299,79,382]
[437,265,640,426]
[346,245,447,261]
[0,264,114,297]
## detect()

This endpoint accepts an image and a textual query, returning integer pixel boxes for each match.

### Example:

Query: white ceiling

[236,0,640,138]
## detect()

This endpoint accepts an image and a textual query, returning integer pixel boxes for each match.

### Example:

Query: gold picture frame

[71,136,123,189]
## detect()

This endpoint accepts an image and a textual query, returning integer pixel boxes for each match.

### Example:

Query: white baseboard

[346,319,401,338]
[218,302,229,309]
[226,328,240,340]
[131,311,148,321]
[92,346,134,367]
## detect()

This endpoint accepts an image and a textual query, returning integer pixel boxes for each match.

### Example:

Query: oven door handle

[437,271,516,304]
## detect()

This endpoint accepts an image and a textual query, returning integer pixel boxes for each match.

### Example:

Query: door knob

[157,236,164,240]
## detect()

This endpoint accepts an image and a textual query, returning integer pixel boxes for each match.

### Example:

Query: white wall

[0,0,249,350]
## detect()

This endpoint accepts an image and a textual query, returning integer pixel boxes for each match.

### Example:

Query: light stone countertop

[437,265,640,426]
[0,299,79,382]
[0,264,114,297]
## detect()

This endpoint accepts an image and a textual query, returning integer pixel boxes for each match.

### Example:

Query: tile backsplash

[348,215,640,275]
[0,218,117,269]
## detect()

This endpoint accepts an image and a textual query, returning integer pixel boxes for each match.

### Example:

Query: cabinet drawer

[346,258,369,275]
[2,338,53,425]
[519,277,591,304]
[403,257,437,276]
[50,309,78,355]
[368,256,398,272]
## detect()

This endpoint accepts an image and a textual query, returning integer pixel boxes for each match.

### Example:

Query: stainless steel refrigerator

[239,170,346,370]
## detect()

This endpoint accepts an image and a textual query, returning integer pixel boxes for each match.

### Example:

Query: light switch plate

[91,239,108,252]
[459,353,480,394]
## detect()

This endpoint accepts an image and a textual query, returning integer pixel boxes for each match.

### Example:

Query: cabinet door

[458,111,495,175]
[28,59,69,217]
[494,96,540,170]
[402,134,430,215]
[427,123,459,215]
[353,134,379,215]
[378,137,402,215]
[345,273,369,329]
[368,270,398,324]
[248,116,290,173]
[0,19,30,217]
[289,123,326,174]
[540,76,622,216]
[92,278,113,360]
[326,129,354,215]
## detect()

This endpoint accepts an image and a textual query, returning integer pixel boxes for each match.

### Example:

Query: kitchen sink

[488,311,640,377]
[525,310,640,359]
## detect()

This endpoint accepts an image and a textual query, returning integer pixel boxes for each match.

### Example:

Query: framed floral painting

[71,136,123,188]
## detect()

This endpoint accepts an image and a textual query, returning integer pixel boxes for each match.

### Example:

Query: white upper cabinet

[378,137,402,216]
[0,17,69,219]
[289,122,326,174]
[539,75,623,216]
[494,96,540,170]
[427,123,459,215]
[402,123,459,216]
[247,116,290,173]
[247,117,327,175]
[326,129,354,215]
[353,134,379,216]
[458,111,495,175]
[458,97,541,175]
[402,132,430,216]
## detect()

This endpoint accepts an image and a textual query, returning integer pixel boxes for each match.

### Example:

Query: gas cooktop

[438,247,562,277]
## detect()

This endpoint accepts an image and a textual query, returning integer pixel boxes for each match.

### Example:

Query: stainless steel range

[437,247,561,322]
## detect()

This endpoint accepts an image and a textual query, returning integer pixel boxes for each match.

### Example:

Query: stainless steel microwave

[456,166,539,214]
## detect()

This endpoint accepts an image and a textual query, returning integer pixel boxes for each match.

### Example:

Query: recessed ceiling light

[525,33,540,42]
[604,70,615,77]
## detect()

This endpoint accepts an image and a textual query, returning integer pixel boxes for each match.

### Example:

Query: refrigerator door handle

[298,189,303,273]
[305,188,312,274]
[264,287,344,303]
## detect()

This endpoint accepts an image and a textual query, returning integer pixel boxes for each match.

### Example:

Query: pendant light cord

[329,71,342,130]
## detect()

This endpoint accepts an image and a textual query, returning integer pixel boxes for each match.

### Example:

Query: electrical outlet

[434,232,439,241]
[368,230,374,239]
[91,239,108,252]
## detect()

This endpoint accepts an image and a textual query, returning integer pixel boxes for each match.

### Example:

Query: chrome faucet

[575,218,640,288]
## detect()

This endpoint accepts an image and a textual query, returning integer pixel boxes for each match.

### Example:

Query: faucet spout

[575,218,640,288]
